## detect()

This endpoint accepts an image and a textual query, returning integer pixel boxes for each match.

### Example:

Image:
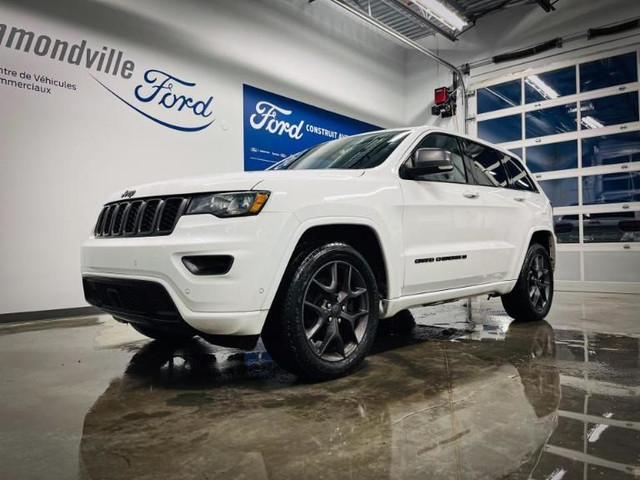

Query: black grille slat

[124,201,143,234]
[94,206,108,236]
[102,205,116,236]
[112,202,128,235]
[139,199,161,234]
[94,196,187,238]
[158,198,184,232]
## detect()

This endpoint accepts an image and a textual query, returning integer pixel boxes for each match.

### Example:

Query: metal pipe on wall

[327,0,468,133]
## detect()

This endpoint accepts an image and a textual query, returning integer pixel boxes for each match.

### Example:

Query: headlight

[186,191,270,217]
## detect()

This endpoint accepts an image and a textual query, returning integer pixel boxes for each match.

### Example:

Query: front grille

[94,196,188,238]
[83,276,183,323]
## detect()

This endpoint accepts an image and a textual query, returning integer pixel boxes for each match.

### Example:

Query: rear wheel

[131,324,195,343]
[501,243,554,322]
[262,242,380,380]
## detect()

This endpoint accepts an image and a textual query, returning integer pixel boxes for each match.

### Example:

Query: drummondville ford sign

[0,23,214,132]
[243,84,380,171]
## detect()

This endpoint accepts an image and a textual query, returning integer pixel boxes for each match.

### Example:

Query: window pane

[477,114,522,144]
[526,103,577,139]
[553,214,579,243]
[525,67,576,103]
[503,155,537,191]
[538,177,579,207]
[584,211,640,243]
[583,131,640,168]
[461,140,508,187]
[583,171,640,205]
[580,52,638,92]
[509,148,522,159]
[526,140,578,173]
[477,80,521,114]
[413,134,467,184]
[580,92,639,130]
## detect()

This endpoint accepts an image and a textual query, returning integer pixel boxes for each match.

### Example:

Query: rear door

[400,133,495,295]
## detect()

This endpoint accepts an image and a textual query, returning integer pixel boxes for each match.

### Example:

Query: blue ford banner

[243,84,381,171]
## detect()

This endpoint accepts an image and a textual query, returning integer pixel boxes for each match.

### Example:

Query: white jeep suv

[81,127,555,379]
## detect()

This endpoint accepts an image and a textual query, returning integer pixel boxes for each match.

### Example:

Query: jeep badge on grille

[121,190,136,199]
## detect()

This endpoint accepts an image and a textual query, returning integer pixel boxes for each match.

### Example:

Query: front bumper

[81,212,298,335]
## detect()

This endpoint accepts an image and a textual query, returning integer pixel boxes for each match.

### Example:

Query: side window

[461,140,509,188]
[409,133,467,184]
[503,155,538,192]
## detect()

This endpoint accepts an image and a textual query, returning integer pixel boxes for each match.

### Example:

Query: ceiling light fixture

[525,75,559,100]
[582,116,604,129]
[412,0,468,31]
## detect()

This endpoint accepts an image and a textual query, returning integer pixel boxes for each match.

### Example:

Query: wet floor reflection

[78,314,639,480]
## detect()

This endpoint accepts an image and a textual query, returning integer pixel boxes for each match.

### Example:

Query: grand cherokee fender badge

[415,255,467,264]
[121,190,136,199]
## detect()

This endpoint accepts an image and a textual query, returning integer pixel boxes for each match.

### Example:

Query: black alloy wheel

[261,242,380,380]
[527,253,552,313]
[502,243,554,322]
[302,260,371,361]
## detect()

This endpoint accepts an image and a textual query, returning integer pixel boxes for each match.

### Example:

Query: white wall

[405,0,640,128]
[0,0,407,314]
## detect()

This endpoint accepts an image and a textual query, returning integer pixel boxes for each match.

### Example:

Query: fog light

[182,255,234,275]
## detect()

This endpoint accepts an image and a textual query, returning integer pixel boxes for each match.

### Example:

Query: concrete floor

[0,292,638,480]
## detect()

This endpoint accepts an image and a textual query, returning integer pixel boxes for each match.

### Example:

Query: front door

[400,133,503,296]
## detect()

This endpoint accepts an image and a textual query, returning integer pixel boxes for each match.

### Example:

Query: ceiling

[339,0,557,42]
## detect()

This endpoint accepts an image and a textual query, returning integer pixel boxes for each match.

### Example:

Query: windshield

[268,130,410,170]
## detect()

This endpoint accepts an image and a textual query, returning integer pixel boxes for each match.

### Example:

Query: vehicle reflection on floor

[78,312,639,480]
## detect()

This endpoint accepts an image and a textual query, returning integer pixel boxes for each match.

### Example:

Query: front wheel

[501,243,554,322]
[262,242,380,380]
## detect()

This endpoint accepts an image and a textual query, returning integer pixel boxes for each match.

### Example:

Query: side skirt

[381,280,517,318]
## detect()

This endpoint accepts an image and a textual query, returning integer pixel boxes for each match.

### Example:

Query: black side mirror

[400,148,454,179]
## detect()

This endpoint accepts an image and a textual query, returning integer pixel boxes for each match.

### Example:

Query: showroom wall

[0,0,408,314]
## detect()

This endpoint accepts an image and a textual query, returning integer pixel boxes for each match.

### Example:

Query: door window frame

[399,132,470,185]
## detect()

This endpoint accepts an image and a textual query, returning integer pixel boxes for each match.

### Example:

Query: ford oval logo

[121,190,136,199]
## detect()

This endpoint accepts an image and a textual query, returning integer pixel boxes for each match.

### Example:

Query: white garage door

[470,47,640,293]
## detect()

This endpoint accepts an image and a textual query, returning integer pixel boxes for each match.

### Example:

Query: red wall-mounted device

[434,87,449,105]
[432,86,456,118]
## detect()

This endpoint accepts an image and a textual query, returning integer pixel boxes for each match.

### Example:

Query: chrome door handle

[514,196,526,202]
[463,191,480,199]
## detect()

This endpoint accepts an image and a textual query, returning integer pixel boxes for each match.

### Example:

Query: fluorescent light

[582,116,604,129]
[525,75,559,100]
[413,0,468,31]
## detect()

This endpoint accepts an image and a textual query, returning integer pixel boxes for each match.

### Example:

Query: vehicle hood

[105,170,364,202]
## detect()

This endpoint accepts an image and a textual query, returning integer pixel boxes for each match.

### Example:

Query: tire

[501,243,554,322]
[262,242,380,380]
[131,324,195,343]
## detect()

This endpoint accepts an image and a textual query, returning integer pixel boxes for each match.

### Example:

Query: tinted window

[580,92,639,130]
[583,171,640,205]
[477,80,521,114]
[461,140,508,188]
[584,212,640,243]
[538,178,579,207]
[509,148,522,159]
[553,214,579,244]
[526,140,578,173]
[580,52,638,92]
[503,155,537,192]
[525,67,576,103]
[526,103,577,138]
[582,132,640,168]
[410,133,467,184]
[477,114,522,144]
[274,130,410,170]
